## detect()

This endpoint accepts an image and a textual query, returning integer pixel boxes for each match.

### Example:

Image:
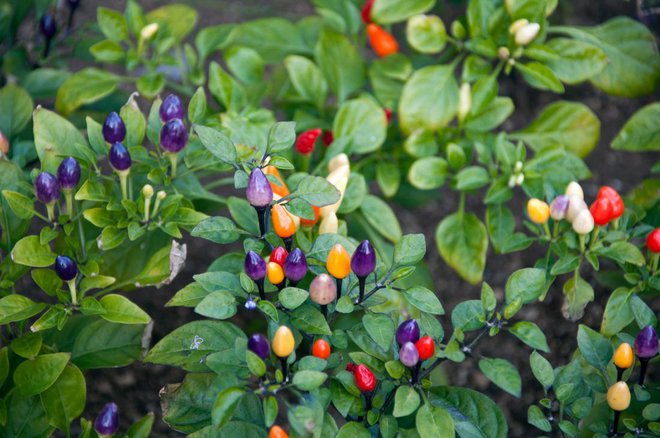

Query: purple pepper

[102,112,126,144]
[160,119,188,153]
[351,240,376,278]
[94,402,119,437]
[57,157,81,190]
[244,251,267,281]
[246,168,273,208]
[54,255,77,281]
[40,13,57,39]
[550,195,570,221]
[283,249,308,283]
[396,319,420,346]
[399,342,420,367]
[109,142,131,172]
[34,172,60,204]
[159,94,185,122]
[248,334,270,360]
[635,326,659,359]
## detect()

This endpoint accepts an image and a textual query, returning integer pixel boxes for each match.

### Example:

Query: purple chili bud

[246,168,273,208]
[94,402,119,437]
[40,13,57,39]
[396,319,420,346]
[159,94,185,122]
[54,255,77,281]
[635,326,659,359]
[550,195,570,221]
[351,240,376,278]
[102,112,126,144]
[399,342,420,367]
[34,172,60,204]
[244,251,267,281]
[283,248,308,283]
[57,157,81,190]
[160,119,188,153]
[248,333,270,360]
[109,142,131,172]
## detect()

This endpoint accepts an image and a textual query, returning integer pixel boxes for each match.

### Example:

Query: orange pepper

[267,262,285,285]
[327,244,351,279]
[613,343,633,369]
[367,24,399,57]
[269,425,289,438]
[301,205,320,227]
[271,204,297,238]
[263,165,290,198]
[312,339,331,359]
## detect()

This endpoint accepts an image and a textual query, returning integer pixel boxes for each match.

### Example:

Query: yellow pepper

[271,204,297,239]
[267,262,284,285]
[606,382,631,411]
[613,343,634,369]
[272,325,295,357]
[327,244,351,279]
[527,198,550,224]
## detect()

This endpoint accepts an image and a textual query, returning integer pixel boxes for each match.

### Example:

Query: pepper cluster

[395,319,435,382]
[34,156,81,221]
[159,94,189,177]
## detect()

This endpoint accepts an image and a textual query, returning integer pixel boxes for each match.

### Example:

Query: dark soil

[71,0,659,436]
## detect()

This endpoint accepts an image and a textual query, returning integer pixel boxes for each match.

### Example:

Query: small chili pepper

[565,195,587,223]
[300,205,320,227]
[613,342,634,380]
[572,209,594,235]
[647,228,660,253]
[327,242,350,298]
[319,212,338,235]
[352,240,376,302]
[263,166,290,198]
[635,325,658,385]
[267,262,285,289]
[312,339,331,360]
[565,181,584,200]
[399,342,419,368]
[283,248,308,286]
[309,273,337,317]
[322,130,334,147]
[248,334,270,360]
[550,195,569,221]
[367,23,399,57]
[514,22,540,46]
[159,94,185,122]
[607,381,630,436]
[103,112,126,144]
[109,142,132,172]
[269,425,289,438]
[415,336,435,361]
[271,204,297,250]
[589,197,613,226]
[94,402,119,437]
[245,251,267,300]
[34,172,60,205]
[352,363,376,392]
[273,325,295,381]
[597,186,624,219]
[247,168,273,236]
[0,130,9,155]
[295,129,322,155]
[396,319,420,346]
[160,119,188,154]
[54,255,77,282]
[270,247,288,267]
[57,157,81,190]
[527,198,550,224]
[361,0,374,24]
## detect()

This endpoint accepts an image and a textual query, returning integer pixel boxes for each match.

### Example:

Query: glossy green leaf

[612,103,660,151]
[0,294,46,324]
[435,212,488,284]
[40,365,86,435]
[14,353,70,397]
[505,268,547,304]
[99,294,151,324]
[371,0,435,24]
[393,385,421,417]
[576,324,613,369]
[404,286,444,315]
[478,358,521,397]
[408,157,448,190]
[361,195,402,243]
[333,96,387,154]
[509,321,550,352]
[315,28,366,103]
[212,387,244,427]
[55,68,120,115]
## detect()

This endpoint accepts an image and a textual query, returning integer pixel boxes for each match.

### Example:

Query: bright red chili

[361,0,374,24]
[312,339,331,359]
[270,247,289,267]
[415,336,435,361]
[384,108,393,124]
[353,364,376,392]
[367,24,399,57]
[295,128,321,155]
[590,197,613,226]
[647,228,660,253]
[597,186,624,219]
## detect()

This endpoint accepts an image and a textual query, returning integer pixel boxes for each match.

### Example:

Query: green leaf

[600,288,634,336]
[455,166,490,191]
[509,322,550,352]
[435,212,488,284]
[514,62,565,93]
[315,28,366,103]
[377,162,401,198]
[478,358,521,397]
[292,370,328,391]
[2,190,35,219]
[246,350,265,377]
[416,403,454,438]
[279,287,309,310]
[407,15,447,54]
[394,234,426,266]
[225,46,264,84]
[336,422,370,438]
[10,235,56,267]
[594,241,645,266]
[195,291,237,320]
[0,84,33,138]
[40,365,85,435]
[528,405,552,432]
[90,39,124,63]
[195,24,235,60]
[408,157,448,190]
[267,121,296,153]
[562,274,594,321]
[360,195,402,243]
[11,332,43,359]
[403,286,444,315]
[125,413,155,438]
[429,387,508,438]
[451,300,485,331]
[145,4,198,42]
[285,55,328,110]
[393,385,421,417]
[577,324,613,369]
[544,38,608,84]
[191,217,240,244]
[233,18,308,63]
[290,305,332,335]
[97,7,129,41]
[14,353,70,397]
[227,197,259,235]
[372,0,435,24]
[399,65,459,135]
[505,268,548,304]
[70,319,144,369]
[188,87,208,124]
[99,294,150,324]
[290,175,341,206]
[333,96,387,154]
[55,68,121,115]
[363,313,395,350]
[120,94,146,147]
[529,351,554,388]
[193,124,237,165]
[612,103,660,151]
[464,97,514,132]
[212,387,244,427]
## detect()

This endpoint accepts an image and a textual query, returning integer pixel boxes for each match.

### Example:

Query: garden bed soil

[76,0,659,436]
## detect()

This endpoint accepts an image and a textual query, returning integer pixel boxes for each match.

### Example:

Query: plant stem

[46,203,56,222]
[589,226,601,250]
[67,279,78,306]
[167,153,178,178]
[358,277,366,303]
[64,190,74,216]
[638,358,649,386]
[255,206,267,237]
[280,357,288,382]
[257,280,265,300]
[335,278,342,299]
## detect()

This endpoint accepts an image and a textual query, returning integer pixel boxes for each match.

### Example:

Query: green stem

[458,192,466,218]
[144,197,152,222]
[542,222,551,240]
[588,226,601,250]
[67,280,78,306]
[578,234,586,253]
[650,253,659,274]
[46,203,56,222]
[118,171,129,200]
[167,153,178,178]
[77,215,87,262]
[64,190,74,216]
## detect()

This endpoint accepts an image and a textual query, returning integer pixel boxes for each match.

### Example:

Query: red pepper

[647,228,660,253]
[270,246,289,267]
[384,108,393,124]
[312,339,331,359]
[361,0,374,24]
[322,130,334,147]
[597,186,624,219]
[295,129,321,155]
[353,363,376,392]
[590,197,613,226]
[415,336,435,361]
[367,24,399,58]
